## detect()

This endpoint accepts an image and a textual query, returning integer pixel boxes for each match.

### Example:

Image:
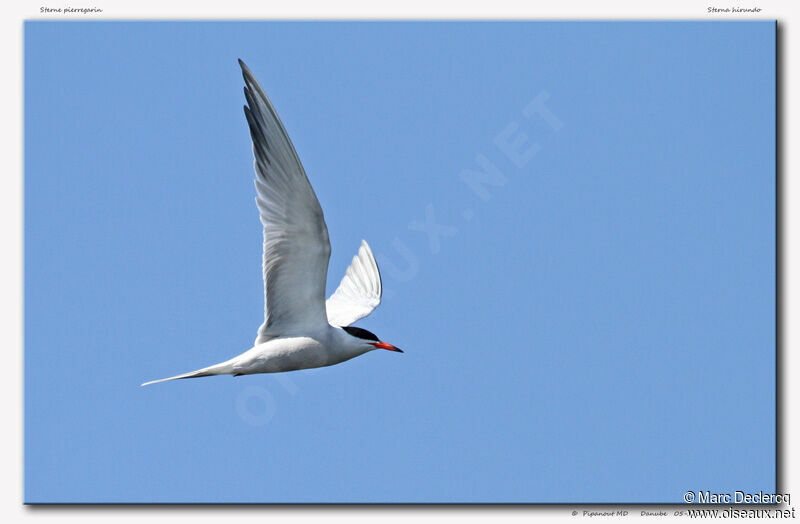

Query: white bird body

[143,329,372,386]
[233,330,363,374]
[142,60,401,387]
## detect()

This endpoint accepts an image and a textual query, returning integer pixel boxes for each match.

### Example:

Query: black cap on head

[342,326,379,342]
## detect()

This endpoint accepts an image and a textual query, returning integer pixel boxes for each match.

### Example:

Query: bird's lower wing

[326,240,382,327]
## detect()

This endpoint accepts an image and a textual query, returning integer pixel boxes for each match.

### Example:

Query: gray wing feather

[326,240,382,327]
[239,60,331,344]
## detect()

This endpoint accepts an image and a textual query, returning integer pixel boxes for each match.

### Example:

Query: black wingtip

[238,59,252,79]
[238,59,254,79]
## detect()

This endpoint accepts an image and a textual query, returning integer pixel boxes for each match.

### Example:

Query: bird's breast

[233,335,346,374]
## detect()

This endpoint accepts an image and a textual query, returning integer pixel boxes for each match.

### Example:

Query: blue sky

[25,21,775,503]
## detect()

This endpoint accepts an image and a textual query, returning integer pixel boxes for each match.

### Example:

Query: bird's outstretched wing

[326,240,382,327]
[240,60,332,345]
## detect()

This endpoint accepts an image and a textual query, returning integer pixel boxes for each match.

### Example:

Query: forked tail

[141,360,234,386]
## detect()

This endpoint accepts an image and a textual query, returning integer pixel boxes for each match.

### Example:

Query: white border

[2,1,794,522]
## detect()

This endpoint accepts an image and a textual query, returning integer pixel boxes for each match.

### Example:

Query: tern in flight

[142,60,401,386]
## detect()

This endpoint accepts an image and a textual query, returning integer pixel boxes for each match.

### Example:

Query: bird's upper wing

[325,240,382,327]
[240,60,332,345]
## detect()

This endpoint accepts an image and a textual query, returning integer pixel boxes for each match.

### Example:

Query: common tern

[142,60,401,386]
